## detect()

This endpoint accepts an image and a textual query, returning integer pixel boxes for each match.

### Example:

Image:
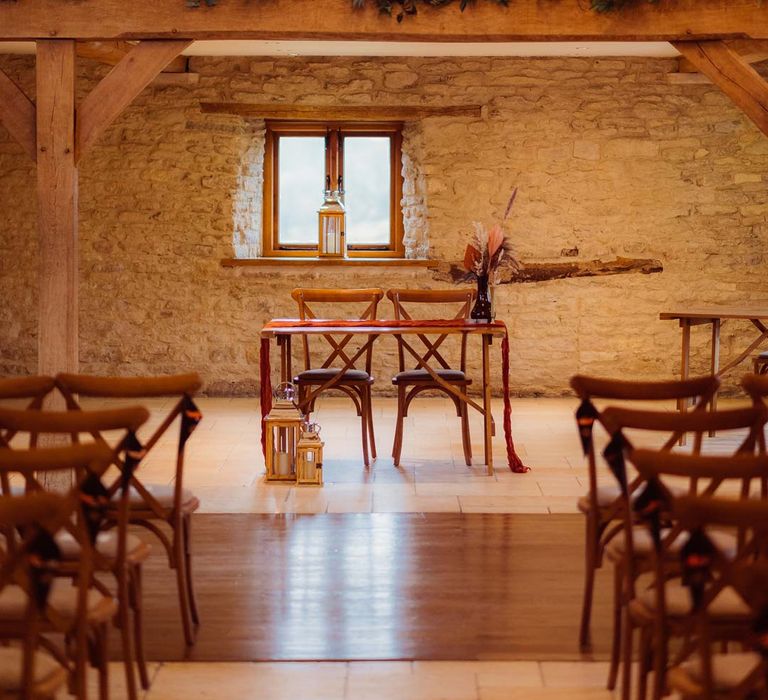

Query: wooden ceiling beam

[0,0,766,42]
[672,40,768,138]
[200,103,483,121]
[0,68,36,161]
[76,39,192,161]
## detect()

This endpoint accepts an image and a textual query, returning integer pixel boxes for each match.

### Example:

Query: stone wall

[0,53,767,396]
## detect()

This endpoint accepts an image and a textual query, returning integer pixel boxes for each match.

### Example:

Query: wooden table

[260,319,527,474]
[660,306,768,416]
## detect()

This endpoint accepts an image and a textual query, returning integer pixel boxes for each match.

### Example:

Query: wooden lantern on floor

[296,421,324,486]
[264,382,304,482]
[318,187,346,258]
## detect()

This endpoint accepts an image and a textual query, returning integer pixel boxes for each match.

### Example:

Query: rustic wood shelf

[221,257,438,268]
[200,103,483,121]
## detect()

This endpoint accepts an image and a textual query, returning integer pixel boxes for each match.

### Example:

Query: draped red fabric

[260,337,272,458]
[501,332,530,473]
[259,319,529,473]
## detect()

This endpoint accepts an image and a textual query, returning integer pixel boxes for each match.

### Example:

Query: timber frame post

[0,38,190,392]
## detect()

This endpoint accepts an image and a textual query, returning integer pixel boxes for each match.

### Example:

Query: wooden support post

[0,68,36,162]
[672,40,768,139]
[36,40,78,382]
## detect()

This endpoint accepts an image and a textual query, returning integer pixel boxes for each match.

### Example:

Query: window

[262,121,405,258]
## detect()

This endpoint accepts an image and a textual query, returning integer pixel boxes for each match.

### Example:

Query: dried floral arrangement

[462,187,521,283]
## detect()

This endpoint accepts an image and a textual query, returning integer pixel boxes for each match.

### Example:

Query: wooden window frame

[262,120,405,259]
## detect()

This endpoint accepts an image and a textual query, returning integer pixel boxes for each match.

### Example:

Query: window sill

[221,257,437,268]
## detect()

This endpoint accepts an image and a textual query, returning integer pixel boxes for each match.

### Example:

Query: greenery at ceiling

[187,0,660,11]
[351,0,659,19]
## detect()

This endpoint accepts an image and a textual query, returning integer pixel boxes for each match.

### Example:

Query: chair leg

[580,512,598,652]
[183,513,201,628]
[392,386,405,467]
[130,564,150,690]
[118,571,139,700]
[460,394,472,467]
[359,388,370,467]
[620,606,634,700]
[638,623,652,700]
[607,561,623,691]
[173,520,197,646]
[97,623,110,700]
[366,386,377,461]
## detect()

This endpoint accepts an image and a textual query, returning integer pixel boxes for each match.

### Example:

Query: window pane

[278,136,325,246]
[344,136,391,246]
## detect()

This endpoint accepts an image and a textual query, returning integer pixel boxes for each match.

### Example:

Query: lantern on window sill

[297,421,324,486]
[318,187,346,258]
[264,382,304,482]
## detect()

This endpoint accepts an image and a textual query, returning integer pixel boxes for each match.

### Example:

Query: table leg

[709,319,721,436]
[482,333,493,475]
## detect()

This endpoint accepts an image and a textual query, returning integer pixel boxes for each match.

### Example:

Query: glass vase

[470,273,493,323]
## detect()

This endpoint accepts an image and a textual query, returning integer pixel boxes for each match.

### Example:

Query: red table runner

[259,319,529,473]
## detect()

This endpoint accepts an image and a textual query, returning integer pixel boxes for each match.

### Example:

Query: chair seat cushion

[392,369,469,385]
[0,645,66,694]
[672,652,762,692]
[0,580,116,625]
[294,369,371,383]
[606,527,738,563]
[55,530,151,563]
[119,484,199,514]
[634,573,750,618]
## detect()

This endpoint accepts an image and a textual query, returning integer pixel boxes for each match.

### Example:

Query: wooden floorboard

[132,513,613,662]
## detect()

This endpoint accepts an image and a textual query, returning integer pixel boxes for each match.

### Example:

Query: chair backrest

[386,288,476,374]
[570,374,721,521]
[0,491,77,699]
[742,373,768,453]
[54,374,203,522]
[291,288,384,374]
[627,446,768,587]
[0,376,57,449]
[668,495,768,697]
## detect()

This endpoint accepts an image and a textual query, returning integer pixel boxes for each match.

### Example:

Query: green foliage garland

[351,0,659,18]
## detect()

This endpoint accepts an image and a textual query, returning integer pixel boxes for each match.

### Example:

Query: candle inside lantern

[277,451,292,476]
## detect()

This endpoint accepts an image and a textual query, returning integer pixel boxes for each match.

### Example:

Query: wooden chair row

[291,287,476,468]
[571,371,768,700]
[0,372,203,699]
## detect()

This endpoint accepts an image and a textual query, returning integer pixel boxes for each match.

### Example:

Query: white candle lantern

[297,421,324,486]
[264,382,304,482]
[318,189,346,258]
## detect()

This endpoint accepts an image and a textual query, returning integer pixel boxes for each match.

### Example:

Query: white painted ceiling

[0,40,680,58]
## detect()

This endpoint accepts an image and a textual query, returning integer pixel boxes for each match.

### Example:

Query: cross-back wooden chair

[569,374,720,653]
[0,492,74,700]
[291,288,383,467]
[386,288,476,467]
[54,373,203,646]
[666,495,768,700]
[0,446,119,700]
[607,408,768,700]
[0,408,151,700]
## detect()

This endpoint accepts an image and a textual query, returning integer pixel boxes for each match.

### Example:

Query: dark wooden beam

[76,39,192,161]
[0,0,765,42]
[673,40,768,138]
[200,103,483,121]
[431,257,663,285]
[36,40,78,382]
[0,68,36,161]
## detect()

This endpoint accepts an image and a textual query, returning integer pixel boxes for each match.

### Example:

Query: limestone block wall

[0,53,767,396]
